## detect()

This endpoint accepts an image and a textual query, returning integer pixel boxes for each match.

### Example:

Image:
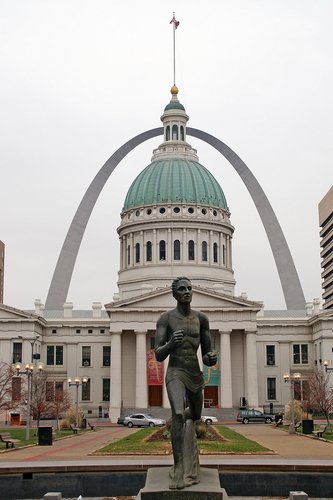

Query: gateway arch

[45,127,305,310]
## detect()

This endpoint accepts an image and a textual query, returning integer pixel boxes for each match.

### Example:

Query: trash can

[38,426,53,446]
[302,419,314,435]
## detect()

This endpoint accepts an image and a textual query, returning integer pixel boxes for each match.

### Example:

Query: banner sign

[147,349,164,385]
[203,353,220,386]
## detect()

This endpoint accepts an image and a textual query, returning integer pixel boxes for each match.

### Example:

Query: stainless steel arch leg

[45,127,305,310]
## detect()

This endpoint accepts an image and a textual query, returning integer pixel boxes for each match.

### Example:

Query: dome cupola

[116,89,235,300]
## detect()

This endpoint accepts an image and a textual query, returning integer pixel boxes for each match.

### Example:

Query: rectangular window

[103,346,111,366]
[266,345,275,366]
[55,346,63,365]
[293,344,308,365]
[82,378,91,401]
[82,346,91,367]
[55,381,63,395]
[13,343,22,364]
[46,381,64,401]
[52,329,57,334]
[12,377,22,401]
[100,329,105,334]
[47,346,54,365]
[267,378,276,400]
[150,337,155,349]
[46,381,55,401]
[88,329,93,334]
[47,346,63,366]
[76,329,81,334]
[102,378,110,401]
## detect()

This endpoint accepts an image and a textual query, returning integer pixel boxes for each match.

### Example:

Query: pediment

[0,303,40,321]
[106,286,261,312]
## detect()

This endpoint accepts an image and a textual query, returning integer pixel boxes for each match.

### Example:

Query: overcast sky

[1,0,332,311]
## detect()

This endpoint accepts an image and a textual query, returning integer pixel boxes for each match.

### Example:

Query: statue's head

[172,277,192,304]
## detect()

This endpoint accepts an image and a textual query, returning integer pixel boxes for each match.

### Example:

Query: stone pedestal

[136,467,228,500]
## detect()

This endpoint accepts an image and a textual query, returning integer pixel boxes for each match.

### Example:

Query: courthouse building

[1,87,333,423]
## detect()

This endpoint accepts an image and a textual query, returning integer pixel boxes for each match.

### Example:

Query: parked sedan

[201,415,218,425]
[121,413,166,428]
[237,409,275,424]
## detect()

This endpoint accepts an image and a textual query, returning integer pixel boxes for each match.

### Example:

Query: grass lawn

[0,427,78,449]
[95,425,271,455]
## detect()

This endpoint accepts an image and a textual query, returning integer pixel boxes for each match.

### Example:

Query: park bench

[312,424,327,438]
[294,421,302,431]
[87,422,96,431]
[275,417,283,427]
[0,433,20,449]
[70,424,80,434]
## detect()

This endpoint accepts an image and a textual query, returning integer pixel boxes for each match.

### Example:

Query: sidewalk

[0,422,332,466]
[0,424,332,500]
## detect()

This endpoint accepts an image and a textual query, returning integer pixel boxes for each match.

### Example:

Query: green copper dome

[123,159,228,210]
[164,101,185,112]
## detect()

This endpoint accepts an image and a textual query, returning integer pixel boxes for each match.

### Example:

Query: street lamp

[323,361,333,373]
[18,335,40,363]
[68,377,88,427]
[283,372,301,434]
[15,361,44,440]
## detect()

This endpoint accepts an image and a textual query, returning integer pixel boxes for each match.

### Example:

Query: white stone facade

[1,89,333,424]
[1,298,333,423]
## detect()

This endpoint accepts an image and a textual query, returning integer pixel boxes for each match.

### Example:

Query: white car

[201,415,218,425]
[123,413,166,428]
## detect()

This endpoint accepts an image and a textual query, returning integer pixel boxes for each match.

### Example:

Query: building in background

[319,186,333,310]
[0,241,4,304]
[1,90,333,424]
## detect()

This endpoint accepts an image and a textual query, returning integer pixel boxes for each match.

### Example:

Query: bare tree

[308,368,333,427]
[48,383,72,430]
[29,371,49,429]
[0,362,19,417]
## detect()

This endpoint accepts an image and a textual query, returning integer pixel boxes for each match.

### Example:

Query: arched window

[202,241,208,262]
[213,243,218,263]
[174,240,180,260]
[180,126,184,141]
[188,240,195,261]
[146,241,152,262]
[159,240,166,261]
[135,243,140,263]
[127,245,130,265]
[222,244,226,265]
[166,125,170,141]
[172,124,178,140]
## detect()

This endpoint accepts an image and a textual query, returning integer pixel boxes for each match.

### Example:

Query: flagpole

[173,12,176,85]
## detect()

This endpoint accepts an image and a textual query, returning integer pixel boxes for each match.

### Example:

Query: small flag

[170,15,179,29]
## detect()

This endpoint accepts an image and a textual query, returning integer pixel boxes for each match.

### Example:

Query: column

[119,237,123,270]
[140,231,144,265]
[219,331,233,408]
[109,331,122,422]
[167,228,172,263]
[226,235,230,268]
[153,229,157,264]
[229,235,233,268]
[219,232,223,267]
[245,331,259,407]
[182,228,186,263]
[209,230,213,265]
[196,229,200,264]
[135,331,148,408]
